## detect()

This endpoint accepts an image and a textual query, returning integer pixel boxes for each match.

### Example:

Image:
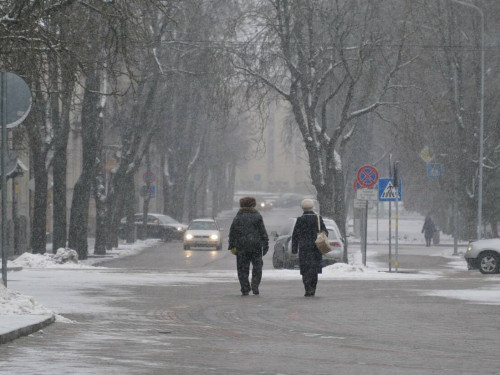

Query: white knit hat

[301,198,314,211]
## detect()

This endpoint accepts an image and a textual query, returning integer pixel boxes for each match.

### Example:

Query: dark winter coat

[291,211,328,276]
[228,207,269,255]
[422,216,436,238]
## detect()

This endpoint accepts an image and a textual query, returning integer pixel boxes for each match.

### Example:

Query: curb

[7,266,23,272]
[0,315,56,345]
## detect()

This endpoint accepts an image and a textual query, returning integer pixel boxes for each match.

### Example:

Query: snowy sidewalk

[0,207,240,344]
[0,239,161,344]
[0,285,55,344]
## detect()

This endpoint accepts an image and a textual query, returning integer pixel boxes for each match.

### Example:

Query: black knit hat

[239,196,257,208]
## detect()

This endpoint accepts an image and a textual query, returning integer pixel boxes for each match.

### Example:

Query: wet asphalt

[1,208,499,375]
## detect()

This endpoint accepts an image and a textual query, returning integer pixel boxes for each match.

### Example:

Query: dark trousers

[236,251,263,293]
[302,273,318,296]
[425,235,432,247]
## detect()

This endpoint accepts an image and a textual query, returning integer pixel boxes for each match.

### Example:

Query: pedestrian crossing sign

[378,178,402,202]
[427,163,442,178]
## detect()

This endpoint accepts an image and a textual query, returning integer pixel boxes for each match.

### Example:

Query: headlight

[177,226,183,231]
[185,233,194,240]
[260,202,265,207]
[210,234,219,240]
[467,245,472,252]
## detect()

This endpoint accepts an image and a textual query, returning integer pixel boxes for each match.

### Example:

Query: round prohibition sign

[357,165,379,188]
[353,179,362,192]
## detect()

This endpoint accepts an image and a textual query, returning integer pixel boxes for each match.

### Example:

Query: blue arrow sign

[378,178,402,202]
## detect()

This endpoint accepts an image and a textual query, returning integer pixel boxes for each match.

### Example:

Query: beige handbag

[314,215,332,254]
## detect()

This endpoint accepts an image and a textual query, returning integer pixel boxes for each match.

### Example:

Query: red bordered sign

[357,165,378,188]
[353,179,362,192]
[143,171,156,184]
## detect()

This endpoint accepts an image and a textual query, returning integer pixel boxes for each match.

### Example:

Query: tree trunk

[31,155,48,254]
[94,172,107,255]
[141,152,152,240]
[105,183,125,250]
[224,162,236,210]
[199,169,208,217]
[491,221,498,238]
[26,82,49,255]
[333,167,348,263]
[125,174,136,243]
[211,167,223,218]
[67,70,100,259]
[93,111,106,255]
[187,173,197,222]
[52,79,73,252]
[161,152,170,215]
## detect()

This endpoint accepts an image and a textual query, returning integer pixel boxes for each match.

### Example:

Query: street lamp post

[450,0,484,240]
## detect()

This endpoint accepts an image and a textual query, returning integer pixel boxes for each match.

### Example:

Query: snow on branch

[348,102,380,119]
[152,48,164,75]
[232,62,290,100]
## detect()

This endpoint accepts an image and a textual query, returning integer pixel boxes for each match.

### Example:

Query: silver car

[464,238,500,274]
[271,217,343,269]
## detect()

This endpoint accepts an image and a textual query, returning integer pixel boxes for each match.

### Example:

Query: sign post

[379,177,402,272]
[1,73,6,287]
[394,162,400,272]
[388,155,392,272]
[0,72,31,287]
[356,165,379,267]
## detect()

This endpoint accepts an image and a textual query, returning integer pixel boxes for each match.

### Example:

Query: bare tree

[391,0,499,239]
[231,0,413,260]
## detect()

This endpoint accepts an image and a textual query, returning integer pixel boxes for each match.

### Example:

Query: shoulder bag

[314,215,332,254]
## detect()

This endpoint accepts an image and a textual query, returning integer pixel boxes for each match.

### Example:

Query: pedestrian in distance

[421,213,436,247]
[228,196,269,296]
[291,198,328,297]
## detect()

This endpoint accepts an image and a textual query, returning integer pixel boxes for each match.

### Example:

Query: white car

[322,217,345,264]
[184,218,223,250]
[271,217,344,269]
[464,238,500,274]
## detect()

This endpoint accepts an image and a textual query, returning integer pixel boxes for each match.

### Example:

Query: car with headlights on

[119,213,187,241]
[464,238,500,274]
[271,217,343,269]
[184,218,223,250]
[258,200,272,211]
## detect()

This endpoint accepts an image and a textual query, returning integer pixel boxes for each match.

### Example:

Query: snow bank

[9,248,93,269]
[0,284,53,315]
[423,287,500,305]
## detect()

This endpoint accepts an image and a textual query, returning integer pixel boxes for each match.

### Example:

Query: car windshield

[189,221,217,230]
[326,227,340,240]
[156,215,179,225]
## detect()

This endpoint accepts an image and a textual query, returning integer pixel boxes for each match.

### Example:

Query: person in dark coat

[421,213,436,247]
[228,196,269,296]
[291,198,328,297]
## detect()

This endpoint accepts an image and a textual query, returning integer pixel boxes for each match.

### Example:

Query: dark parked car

[119,213,187,241]
[271,217,343,269]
